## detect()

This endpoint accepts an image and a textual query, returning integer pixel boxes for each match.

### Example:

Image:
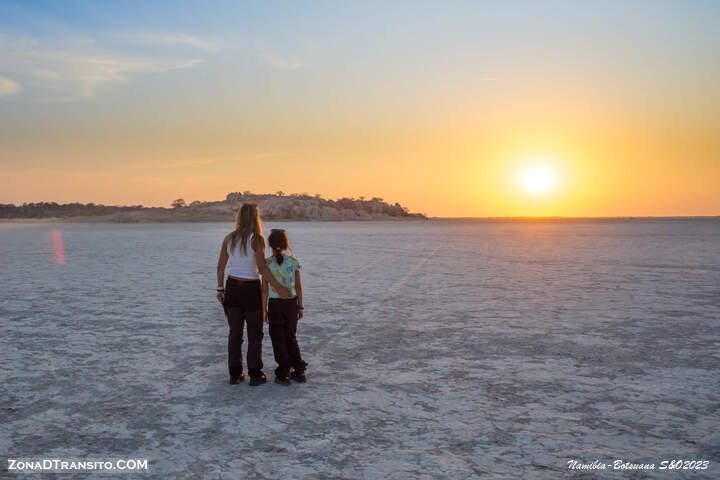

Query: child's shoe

[275,376,291,386]
[290,371,307,383]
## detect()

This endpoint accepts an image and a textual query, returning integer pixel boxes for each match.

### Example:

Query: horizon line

[2,197,718,220]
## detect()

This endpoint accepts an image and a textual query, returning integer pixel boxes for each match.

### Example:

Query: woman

[216,204,290,386]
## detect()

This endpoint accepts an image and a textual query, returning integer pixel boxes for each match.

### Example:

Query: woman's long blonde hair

[227,203,263,255]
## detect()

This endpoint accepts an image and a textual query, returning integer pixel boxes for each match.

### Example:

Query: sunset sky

[1,0,718,217]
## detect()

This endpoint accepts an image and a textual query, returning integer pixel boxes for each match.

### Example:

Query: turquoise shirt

[265,254,301,298]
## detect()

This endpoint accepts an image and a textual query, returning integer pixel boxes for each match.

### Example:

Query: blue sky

[3,0,717,102]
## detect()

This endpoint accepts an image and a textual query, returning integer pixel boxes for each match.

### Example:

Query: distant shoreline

[0,192,426,222]
[4,192,718,223]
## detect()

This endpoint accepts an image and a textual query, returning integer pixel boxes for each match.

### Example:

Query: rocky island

[0,192,426,222]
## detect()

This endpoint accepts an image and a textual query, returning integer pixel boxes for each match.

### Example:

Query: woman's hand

[276,285,291,298]
[216,291,224,304]
[297,307,304,319]
[263,311,269,324]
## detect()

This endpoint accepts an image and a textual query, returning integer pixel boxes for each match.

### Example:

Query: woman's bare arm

[216,237,229,303]
[252,236,291,298]
[295,269,303,319]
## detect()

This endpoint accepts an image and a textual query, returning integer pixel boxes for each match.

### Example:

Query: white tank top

[226,233,259,279]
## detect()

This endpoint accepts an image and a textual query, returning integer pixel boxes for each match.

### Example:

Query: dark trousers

[223,278,263,376]
[268,298,306,378]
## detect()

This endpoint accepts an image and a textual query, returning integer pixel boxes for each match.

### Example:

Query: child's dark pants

[268,298,306,378]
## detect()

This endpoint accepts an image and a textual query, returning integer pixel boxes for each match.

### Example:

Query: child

[262,229,308,385]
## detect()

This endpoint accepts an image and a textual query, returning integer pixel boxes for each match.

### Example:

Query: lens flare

[52,229,65,264]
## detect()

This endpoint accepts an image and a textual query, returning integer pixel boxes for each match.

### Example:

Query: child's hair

[268,229,289,265]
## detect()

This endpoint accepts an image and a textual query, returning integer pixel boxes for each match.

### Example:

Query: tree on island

[171,198,186,209]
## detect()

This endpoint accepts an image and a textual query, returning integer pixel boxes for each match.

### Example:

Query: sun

[522,166,554,193]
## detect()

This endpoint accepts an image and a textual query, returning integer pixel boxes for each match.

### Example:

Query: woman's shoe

[249,373,267,387]
[229,372,245,384]
[290,371,307,383]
